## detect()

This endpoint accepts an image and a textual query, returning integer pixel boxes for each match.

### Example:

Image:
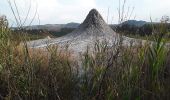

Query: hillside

[11,22,80,40]
[13,22,80,31]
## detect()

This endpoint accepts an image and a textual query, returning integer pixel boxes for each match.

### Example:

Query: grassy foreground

[0,17,170,100]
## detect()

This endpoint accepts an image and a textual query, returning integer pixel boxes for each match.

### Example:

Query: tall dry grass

[1,14,170,100]
[0,0,170,99]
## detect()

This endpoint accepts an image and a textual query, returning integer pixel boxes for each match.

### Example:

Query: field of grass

[0,15,170,100]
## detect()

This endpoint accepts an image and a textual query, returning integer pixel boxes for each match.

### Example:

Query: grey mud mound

[66,9,116,38]
[28,9,153,53]
[27,9,118,53]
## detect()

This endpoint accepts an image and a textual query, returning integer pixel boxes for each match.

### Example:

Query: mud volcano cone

[67,9,116,38]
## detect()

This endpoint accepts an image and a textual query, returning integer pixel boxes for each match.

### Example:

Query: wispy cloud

[0,0,170,25]
[36,0,97,24]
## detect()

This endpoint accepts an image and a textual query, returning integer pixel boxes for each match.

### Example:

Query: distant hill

[10,22,80,40]
[111,20,170,36]
[64,22,80,29]
[120,20,147,27]
[110,20,147,31]
[12,22,80,32]
[24,24,65,31]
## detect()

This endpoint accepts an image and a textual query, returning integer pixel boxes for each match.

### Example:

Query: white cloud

[2,0,170,25]
[35,0,98,24]
[1,0,98,25]
[134,0,170,21]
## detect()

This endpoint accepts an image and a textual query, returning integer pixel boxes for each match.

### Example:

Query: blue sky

[0,0,170,26]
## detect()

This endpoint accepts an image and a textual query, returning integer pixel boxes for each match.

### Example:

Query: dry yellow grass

[14,45,76,71]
